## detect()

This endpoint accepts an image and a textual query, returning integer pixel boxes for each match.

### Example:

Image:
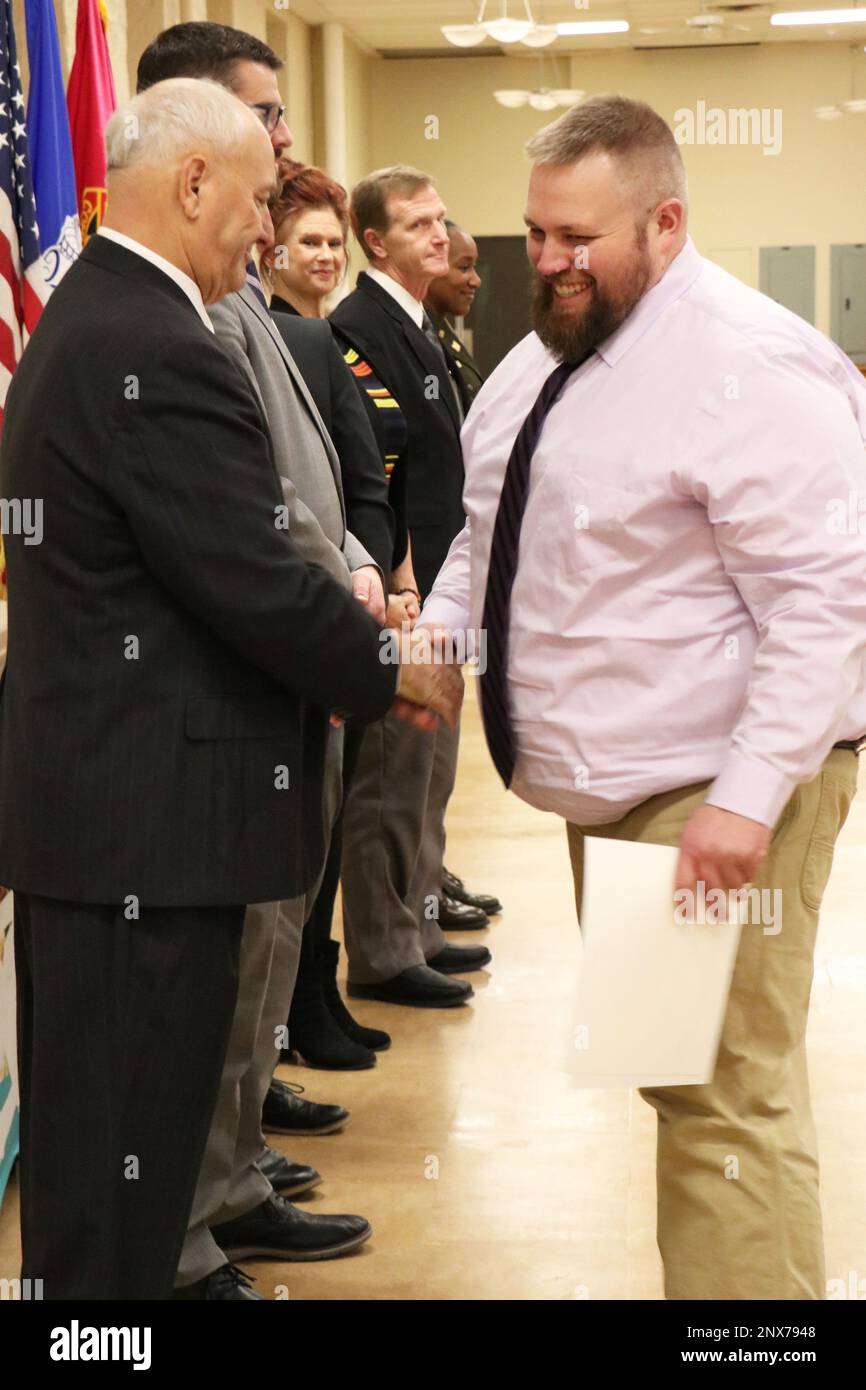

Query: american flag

[0,0,48,421]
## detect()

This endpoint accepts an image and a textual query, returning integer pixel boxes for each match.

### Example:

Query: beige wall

[12,5,866,334]
[367,43,866,334]
[342,31,370,194]
[279,11,314,163]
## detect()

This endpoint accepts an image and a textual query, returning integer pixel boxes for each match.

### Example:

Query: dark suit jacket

[0,236,397,907]
[330,272,465,599]
[270,303,394,576]
[425,309,485,413]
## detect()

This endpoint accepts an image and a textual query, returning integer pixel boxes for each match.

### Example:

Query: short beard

[531,228,653,364]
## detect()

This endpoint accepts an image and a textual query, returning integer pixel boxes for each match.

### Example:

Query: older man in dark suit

[135,24,392,1291]
[0,79,459,1300]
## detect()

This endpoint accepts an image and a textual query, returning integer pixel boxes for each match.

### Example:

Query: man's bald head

[106,76,268,176]
[103,78,276,306]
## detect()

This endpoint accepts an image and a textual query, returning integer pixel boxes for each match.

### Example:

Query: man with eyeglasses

[136,22,399,1299]
[248,99,287,133]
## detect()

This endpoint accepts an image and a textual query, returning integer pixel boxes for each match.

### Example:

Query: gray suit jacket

[208,287,375,587]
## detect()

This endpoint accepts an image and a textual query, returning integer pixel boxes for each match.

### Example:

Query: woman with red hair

[261,162,349,318]
[259,165,396,1071]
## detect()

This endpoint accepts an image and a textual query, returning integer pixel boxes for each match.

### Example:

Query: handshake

[391,622,464,732]
[335,572,463,732]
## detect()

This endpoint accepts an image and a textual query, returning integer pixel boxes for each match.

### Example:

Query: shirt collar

[594,236,704,368]
[97,227,215,334]
[365,267,424,328]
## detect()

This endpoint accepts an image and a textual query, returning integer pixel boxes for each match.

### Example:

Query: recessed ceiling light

[773,9,866,26]
[557,20,630,36]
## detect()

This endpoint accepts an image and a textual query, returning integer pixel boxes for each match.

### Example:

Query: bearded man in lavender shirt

[420,94,866,1301]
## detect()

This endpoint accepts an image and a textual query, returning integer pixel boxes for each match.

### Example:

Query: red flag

[66,0,116,245]
[0,0,48,423]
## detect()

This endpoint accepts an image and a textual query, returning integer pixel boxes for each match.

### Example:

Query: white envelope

[565,836,742,1088]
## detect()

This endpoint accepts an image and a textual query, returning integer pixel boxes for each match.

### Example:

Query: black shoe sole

[262,1115,347,1137]
[222,1224,372,1262]
[283,1048,376,1072]
[339,1033,392,1051]
[439,919,491,931]
[346,983,473,1008]
[429,958,491,975]
[268,1174,323,1198]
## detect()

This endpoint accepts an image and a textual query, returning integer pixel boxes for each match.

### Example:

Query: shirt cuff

[418,595,471,632]
[703,752,798,829]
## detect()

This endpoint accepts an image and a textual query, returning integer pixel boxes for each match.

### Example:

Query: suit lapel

[237,286,345,502]
[358,275,462,435]
[404,319,462,433]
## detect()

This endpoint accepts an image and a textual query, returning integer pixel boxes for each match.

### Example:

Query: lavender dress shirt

[421,237,866,828]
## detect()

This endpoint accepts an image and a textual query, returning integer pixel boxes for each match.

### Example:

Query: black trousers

[14,892,244,1300]
[304,718,366,953]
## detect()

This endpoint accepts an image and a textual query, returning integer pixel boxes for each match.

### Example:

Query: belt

[833,737,866,753]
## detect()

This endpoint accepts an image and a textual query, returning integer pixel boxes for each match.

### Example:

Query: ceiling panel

[296,3,866,55]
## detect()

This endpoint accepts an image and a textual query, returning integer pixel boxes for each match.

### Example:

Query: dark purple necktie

[246,259,269,310]
[479,354,591,788]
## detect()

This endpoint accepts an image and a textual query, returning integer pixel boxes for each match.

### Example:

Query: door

[759,245,816,325]
[466,236,532,379]
[831,245,866,362]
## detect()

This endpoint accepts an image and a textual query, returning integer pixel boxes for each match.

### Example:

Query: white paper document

[565,837,742,1088]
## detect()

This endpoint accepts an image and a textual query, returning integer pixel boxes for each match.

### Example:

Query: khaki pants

[566,748,859,1300]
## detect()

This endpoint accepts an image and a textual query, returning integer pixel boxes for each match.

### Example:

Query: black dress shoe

[427,944,492,975]
[211,1193,371,1262]
[437,892,489,930]
[173,1264,264,1300]
[443,868,503,916]
[347,964,473,1008]
[258,1145,321,1197]
[262,1078,348,1136]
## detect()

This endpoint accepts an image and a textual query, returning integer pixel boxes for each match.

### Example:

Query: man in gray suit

[136,24,392,1296]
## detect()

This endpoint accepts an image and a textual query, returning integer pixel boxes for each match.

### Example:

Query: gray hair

[525,94,688,214]
[106,76,261,172]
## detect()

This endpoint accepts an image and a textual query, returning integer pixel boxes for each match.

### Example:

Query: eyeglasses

[247,101,287,134]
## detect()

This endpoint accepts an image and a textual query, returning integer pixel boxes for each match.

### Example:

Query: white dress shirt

[365,266,424,328]
[421,236,866,828]
[97,226,214,334]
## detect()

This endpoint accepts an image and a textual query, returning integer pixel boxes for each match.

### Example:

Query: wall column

[321,20,347,189]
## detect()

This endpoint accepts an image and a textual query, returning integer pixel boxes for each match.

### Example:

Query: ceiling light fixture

[443,1,607,50]
[494,86,585,109]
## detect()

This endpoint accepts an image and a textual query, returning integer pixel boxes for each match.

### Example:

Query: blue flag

[25,0,81,292]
